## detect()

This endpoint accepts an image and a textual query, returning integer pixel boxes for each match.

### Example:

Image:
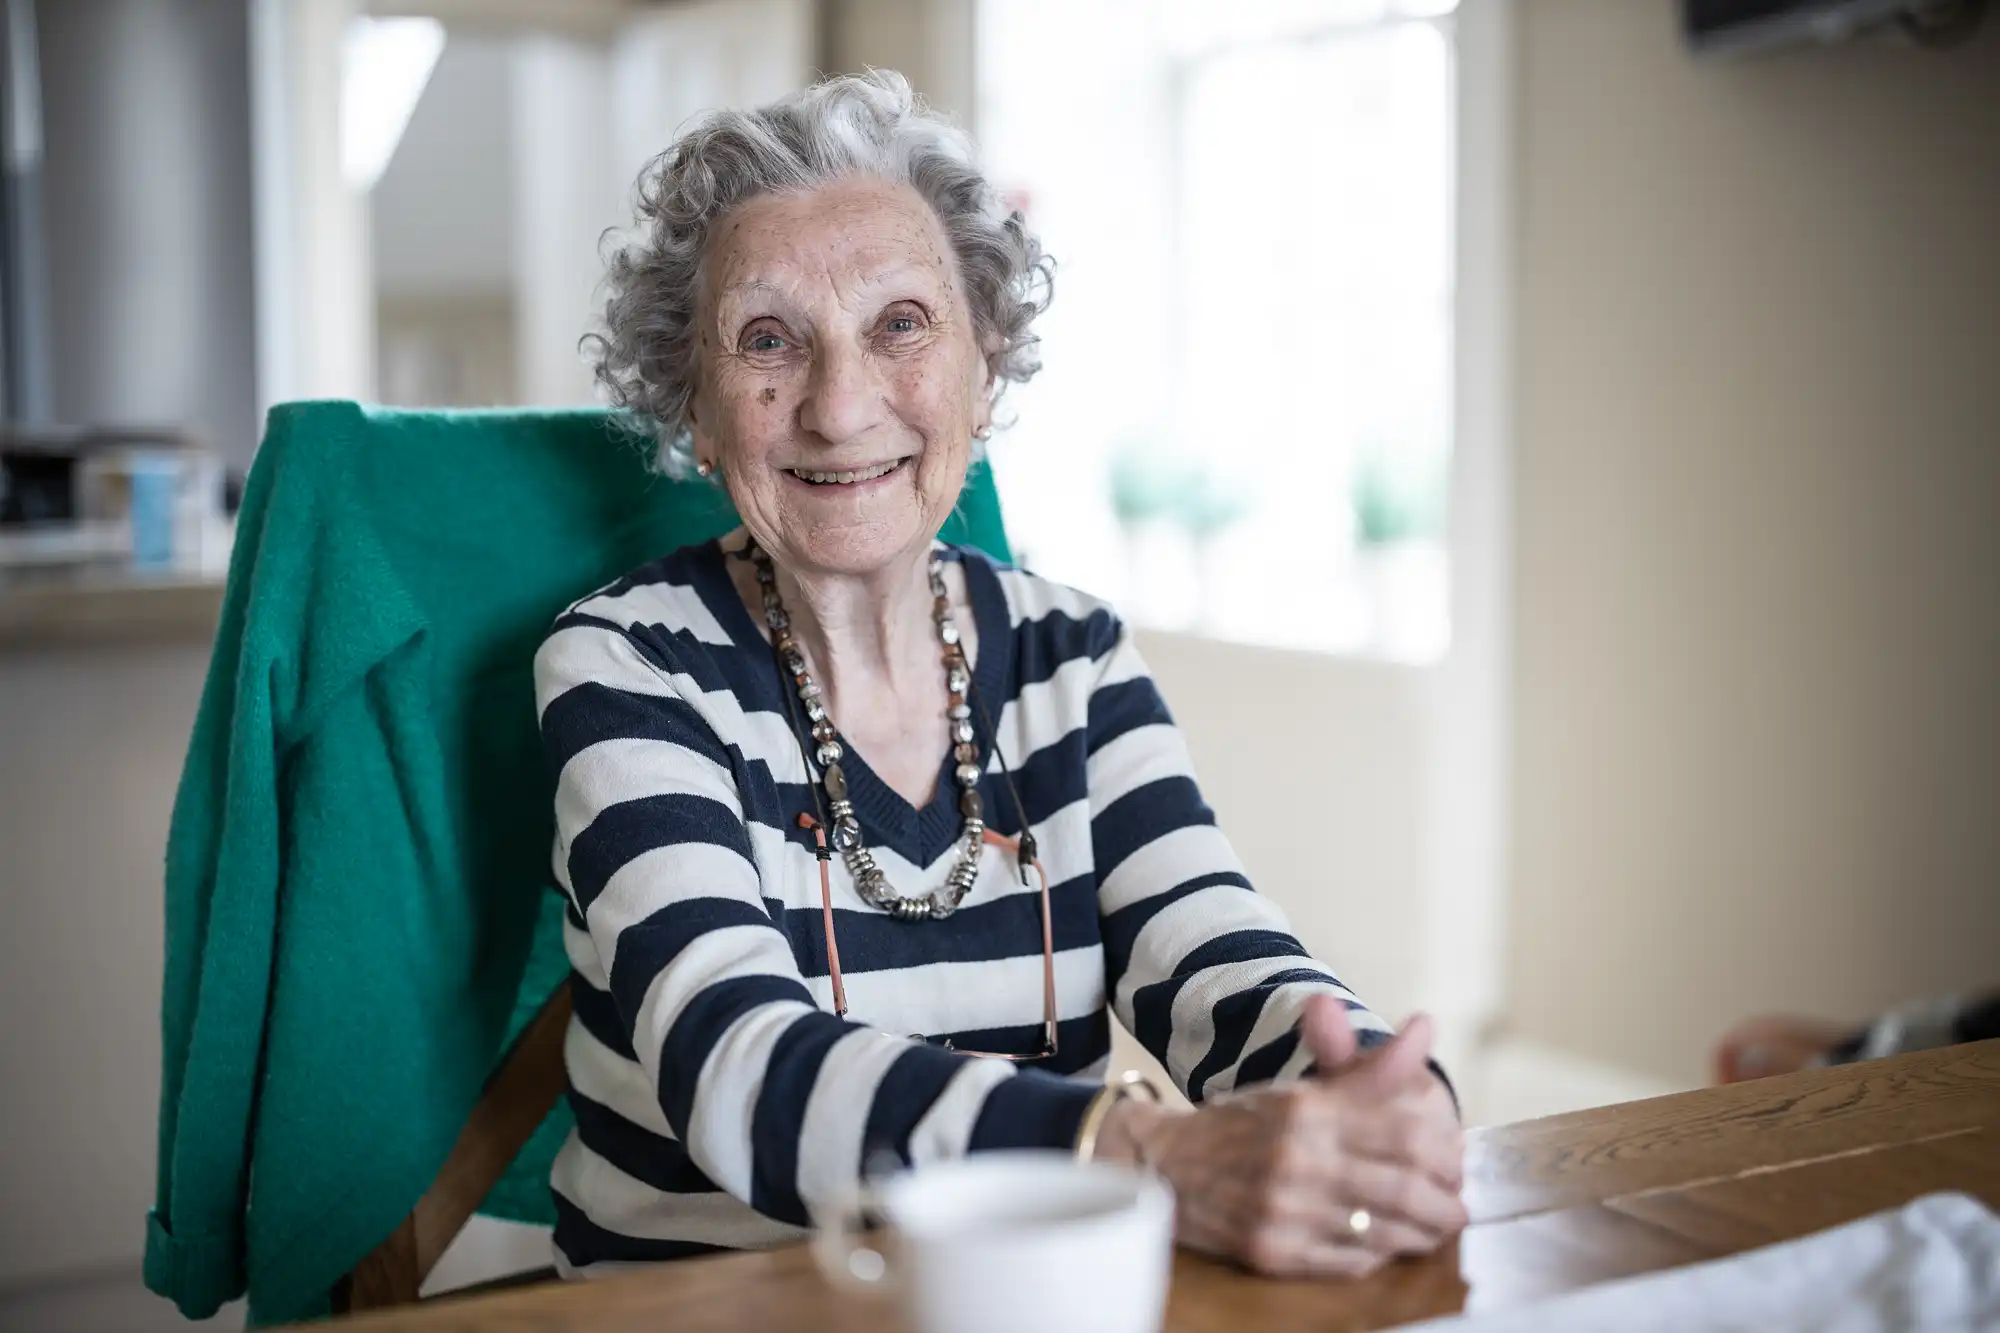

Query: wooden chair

[331,984,574,1313]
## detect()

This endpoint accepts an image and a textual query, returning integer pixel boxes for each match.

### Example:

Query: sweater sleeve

[1089,616,1395,1103]
[146,532,284,1320]
[534,616,1098,1228]
[146,650,277,1317]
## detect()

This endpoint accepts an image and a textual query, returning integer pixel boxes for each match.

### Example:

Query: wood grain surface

[315,1039,2000,1333]
[1465,1035,2000,1222]
[1609,1125,2000,1253]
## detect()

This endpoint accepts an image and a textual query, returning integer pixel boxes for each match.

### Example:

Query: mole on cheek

[758,386,777,406]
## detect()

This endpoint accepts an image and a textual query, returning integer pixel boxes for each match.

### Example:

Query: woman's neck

[735,534,975,807]
[781,549,935,696]
[739,537,945,741]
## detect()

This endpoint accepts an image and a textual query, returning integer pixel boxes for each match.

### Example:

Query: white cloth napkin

[1403,1192,2000,1333]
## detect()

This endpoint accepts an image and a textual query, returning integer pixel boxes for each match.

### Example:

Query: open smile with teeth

[787,458,907,486]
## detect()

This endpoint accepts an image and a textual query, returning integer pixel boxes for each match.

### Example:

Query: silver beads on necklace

[749,541,984,921]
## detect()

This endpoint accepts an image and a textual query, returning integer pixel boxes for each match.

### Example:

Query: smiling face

[690,176,994,579]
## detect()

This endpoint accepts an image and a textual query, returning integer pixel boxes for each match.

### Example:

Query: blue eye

[885,316,918,335]
[750,333,786,352]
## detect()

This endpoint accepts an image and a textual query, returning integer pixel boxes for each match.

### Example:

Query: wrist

[1074,1069,1170,1164]
[1094,1098,1181,1167]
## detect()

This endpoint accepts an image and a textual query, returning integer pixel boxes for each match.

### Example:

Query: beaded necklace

[747,540,985,921]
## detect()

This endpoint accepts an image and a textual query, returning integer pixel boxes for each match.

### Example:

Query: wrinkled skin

[1100,1000,1467,1279]
[690,176,994,805]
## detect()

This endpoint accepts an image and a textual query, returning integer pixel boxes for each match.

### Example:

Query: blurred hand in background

[1712,1015,1856,1083]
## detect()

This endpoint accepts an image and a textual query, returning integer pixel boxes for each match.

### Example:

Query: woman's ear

[686,394,718,474]
[971,353,997,437]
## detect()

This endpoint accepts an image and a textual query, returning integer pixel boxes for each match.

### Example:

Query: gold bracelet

[1074,1069,1165,1164]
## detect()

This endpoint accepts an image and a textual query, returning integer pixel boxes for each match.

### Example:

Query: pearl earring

[973,426,993,441]
[695,458,714,479]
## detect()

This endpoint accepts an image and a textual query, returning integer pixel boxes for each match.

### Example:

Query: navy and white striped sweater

[533,538,1391,1274]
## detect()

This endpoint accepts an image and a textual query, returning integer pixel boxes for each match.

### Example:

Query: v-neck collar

[693,539,1014,868]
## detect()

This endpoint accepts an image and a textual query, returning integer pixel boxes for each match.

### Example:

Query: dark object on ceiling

[1682,0,1987,54]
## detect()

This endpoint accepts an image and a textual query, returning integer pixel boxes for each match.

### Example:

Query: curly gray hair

[587,69,1054,477]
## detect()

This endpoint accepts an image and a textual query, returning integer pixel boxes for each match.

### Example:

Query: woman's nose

[798,340,888,446]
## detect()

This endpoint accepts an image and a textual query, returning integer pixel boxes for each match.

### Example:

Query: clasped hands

[1097,997,1468,1279]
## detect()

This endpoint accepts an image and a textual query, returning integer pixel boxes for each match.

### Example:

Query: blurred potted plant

[1109,440,1196,624]
[1109,441,1252,631]
[1351,441,1449,660]
[1108,440,1194,530]
[1173,471,1252,633]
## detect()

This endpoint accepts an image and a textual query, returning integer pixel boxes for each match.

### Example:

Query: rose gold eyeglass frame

[799,813,1060,1062]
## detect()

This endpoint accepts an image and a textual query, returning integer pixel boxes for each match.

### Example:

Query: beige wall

[1508,0,2000,1086]
[0,647,209,1284]
[377,292,520,407]
[821,0,977,127]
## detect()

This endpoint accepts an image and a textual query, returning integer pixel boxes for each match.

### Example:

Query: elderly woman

[534,70,1464,1283]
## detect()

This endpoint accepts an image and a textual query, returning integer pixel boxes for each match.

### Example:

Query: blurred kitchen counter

[0,566,225,649]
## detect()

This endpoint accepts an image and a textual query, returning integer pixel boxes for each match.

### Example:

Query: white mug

[812,1150,1175,1333]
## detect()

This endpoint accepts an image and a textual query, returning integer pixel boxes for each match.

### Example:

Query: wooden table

[335,1039,2000,1331]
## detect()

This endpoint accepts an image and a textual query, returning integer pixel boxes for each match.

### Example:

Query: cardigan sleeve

[1087,615,1398,1104]
[534,615,1098,1228]
[145,479,293,1320]
[145,629,276,1318]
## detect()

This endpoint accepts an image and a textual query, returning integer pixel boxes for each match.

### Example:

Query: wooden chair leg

[336,982,573,1314]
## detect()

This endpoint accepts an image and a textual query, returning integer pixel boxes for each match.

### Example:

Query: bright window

[978,0,1455,660]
